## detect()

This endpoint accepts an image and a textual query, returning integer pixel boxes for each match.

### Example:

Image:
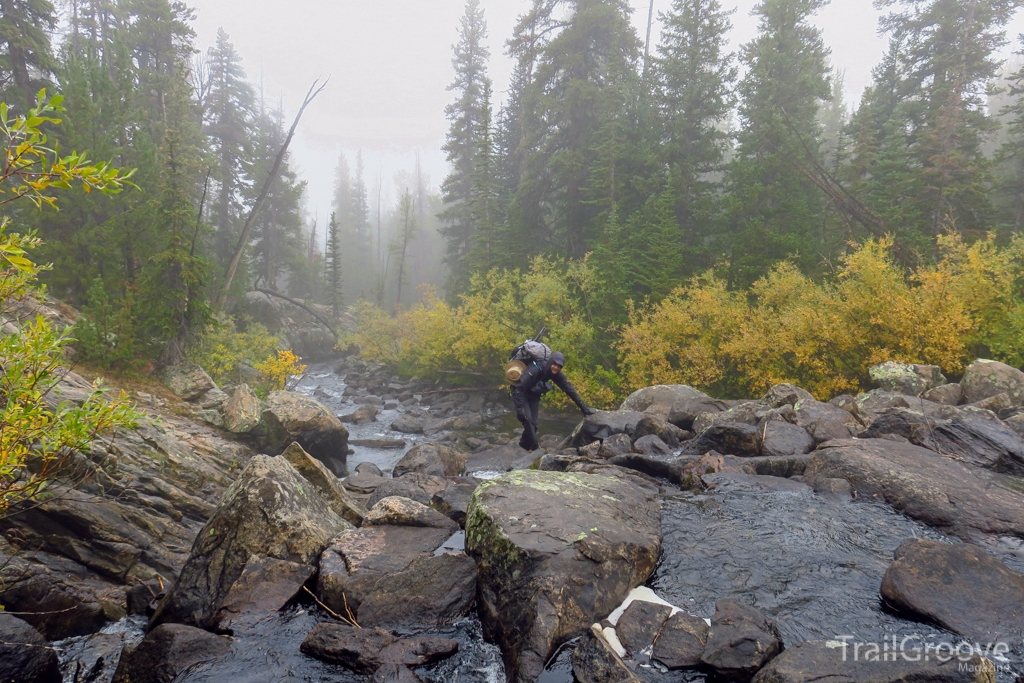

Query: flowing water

[56,363,1024,682]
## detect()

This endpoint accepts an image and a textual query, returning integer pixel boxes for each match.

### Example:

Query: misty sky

[186,0,1024,230]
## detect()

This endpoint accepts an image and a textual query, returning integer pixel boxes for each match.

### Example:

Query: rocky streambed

[2,356,1024,683]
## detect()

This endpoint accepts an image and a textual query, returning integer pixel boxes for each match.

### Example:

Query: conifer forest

[4,0,1024,400]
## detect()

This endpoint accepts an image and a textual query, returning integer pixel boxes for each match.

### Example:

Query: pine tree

[466,83,505,274]
[325,212,342,315]
[653,0,736,270]
[204,29,256,271]
[0,0,56,106]
[440,0,492,296]
[348,150,373,297]
[392,189,417,307]
[862,0,1019,239]
[724,0,832,286]
[511,0,642,257]
[996,41,1024,231]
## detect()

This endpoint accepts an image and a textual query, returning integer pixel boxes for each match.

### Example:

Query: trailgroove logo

[829,635,1015,673]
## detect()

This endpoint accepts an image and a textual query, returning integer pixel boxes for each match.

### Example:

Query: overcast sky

[186,0,1024,228]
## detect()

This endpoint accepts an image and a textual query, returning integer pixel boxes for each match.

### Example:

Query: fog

[186,0,1024,225]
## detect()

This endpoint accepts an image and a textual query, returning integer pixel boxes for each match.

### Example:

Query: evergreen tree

[0,0,56,106]
[653,0,736,271]
[724,0,832,285]
[996,41,1024,231]
[204,29,256,272]
[440,0,491,296]
[392,188,417,307]
[466,83,505,274]
[325,211,342,315]
[511,0,642,257]
[348,150,373,297]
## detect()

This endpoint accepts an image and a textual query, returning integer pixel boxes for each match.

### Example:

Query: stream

[56,361,1024,682]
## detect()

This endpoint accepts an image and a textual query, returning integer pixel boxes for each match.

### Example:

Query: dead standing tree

[216,77,328,310]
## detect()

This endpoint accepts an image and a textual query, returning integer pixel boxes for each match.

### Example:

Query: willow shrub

[352,256,621,408]
[619,236,1024,399]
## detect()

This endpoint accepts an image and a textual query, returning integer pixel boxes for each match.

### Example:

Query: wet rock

[805,439,1024,541]
[760,383,815,409]
[151,454,348,630]
[112,623,231,683]
[667,397,730,430]
[808,418,855,444]
[316,525,453,615]
[356,462,384,476]
[127,579,166,616]
[300,624,459,673]
[683,422,761,458]
[339,404,378,424]
[465,443,536,474]
[571,624,641,683]
[597,432,634,458]
[615,599,672,656]
[261,390,350,477]
[811,477,853,499]
[869,361,947,396]
[651,611,709,670]
[567,410,647,447]
[881,538,1024,643]
[365,474,449,509]
[223,384,262,434]
[357,553,477,630]
[363,496,459,532]
[541,452,595,472]
[632,434,672,456]
[792,399,861,430]
[350,438,406,449]
[923,382,965,406]
[632,415,688,447]
[744,455,811,478]
[370,664,423,682]
[700,601,783,683]
[281,442,365,527]
[678,452,757,489]
[390,416,425,434]
[393,443,467,478]
[692,403,761,433]
[619,384,707,413]
[211,554,313,632]
[430,482,478,527]
[863,410,1024,476]
[0,613,61,683]
[962,358,1024,406]
[466,470,662,683]
[0,555,117,638]
[760,421,813,458]
[161,364,216,401]
[752,640,995,683]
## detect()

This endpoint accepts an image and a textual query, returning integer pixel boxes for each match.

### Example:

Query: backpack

[505,340,552,383]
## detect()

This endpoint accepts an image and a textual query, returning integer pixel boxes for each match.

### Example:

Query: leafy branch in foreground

[0,92,141,516]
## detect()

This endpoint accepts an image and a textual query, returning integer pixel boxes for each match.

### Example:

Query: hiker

[511,351,597,452]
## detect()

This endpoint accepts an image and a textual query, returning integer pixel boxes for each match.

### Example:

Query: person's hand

[581,405,598,416]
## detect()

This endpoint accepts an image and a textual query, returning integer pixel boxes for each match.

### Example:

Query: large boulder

[161,364,216,401]
[316,525,454,617]
[619,384,707,413]
[281,442,365,526]
[112,623,231,683]
[667,396,730,430]
[868,361,947,396]
[759,383,815,409]
[0,613,61,683]
[211,554,314,633]
[567,411,647,447]
[465,443,537,474]
[571,624,641,683]
[682,422,762,457]
[223,383,262,434]
[962,358,1024,406]
[300,624,459,674]
[751,641,996,683]
[804,439,1024,541]
[881,538,1024,643]
[863,410,1024,476]
[357,553,478,630]
[260,390,349,476]
[363,496,459,532]
[759,421,814,458]
[392,443,467,478]
[150,454,349,629]
[652,611,710,670]
[700,601,783,682]
[466,470,662,683]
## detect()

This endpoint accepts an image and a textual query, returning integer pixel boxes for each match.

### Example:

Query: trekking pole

[533,326,548,343]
